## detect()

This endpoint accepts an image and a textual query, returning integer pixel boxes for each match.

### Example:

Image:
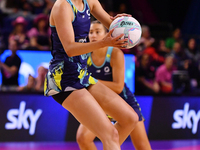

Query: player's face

[89,23,106,42]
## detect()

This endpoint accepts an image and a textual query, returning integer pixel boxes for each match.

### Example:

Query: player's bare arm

[99,48,125,94]
[50,0,127,56]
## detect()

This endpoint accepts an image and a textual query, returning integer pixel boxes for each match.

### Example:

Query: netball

[109,16,142,49]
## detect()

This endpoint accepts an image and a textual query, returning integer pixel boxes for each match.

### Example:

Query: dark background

[100,0,200,44]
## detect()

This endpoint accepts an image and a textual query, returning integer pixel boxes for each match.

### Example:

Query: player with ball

[45,0,142,149]
[76,20,151,150]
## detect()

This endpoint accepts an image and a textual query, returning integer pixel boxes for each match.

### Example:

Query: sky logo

[172,102,200,134]
[5,101,42,135]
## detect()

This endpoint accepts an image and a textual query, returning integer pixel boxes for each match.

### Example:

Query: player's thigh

[62,88,114,138]
[88,82,137,123]
[77,124,96,142]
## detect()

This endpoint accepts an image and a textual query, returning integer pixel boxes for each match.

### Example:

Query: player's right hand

[102,29,128,49]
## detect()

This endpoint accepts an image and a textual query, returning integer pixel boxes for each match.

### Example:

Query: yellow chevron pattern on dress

[78,69,97,84]
[87,56,92,66]
[72,5,78,15]
[44,77,47,95]
[78,69,85,79]
[52,66,63,90]
[88,76,97,84]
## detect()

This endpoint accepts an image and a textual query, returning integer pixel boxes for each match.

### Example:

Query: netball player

[76,20,152,150]
[44,0,139,149]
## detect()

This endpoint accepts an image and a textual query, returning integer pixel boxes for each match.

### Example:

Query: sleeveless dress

[87,47,143,121]
[44,0,97,96]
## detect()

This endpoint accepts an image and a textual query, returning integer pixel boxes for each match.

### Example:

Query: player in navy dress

[44,0,139,149]
[76,20,152,150]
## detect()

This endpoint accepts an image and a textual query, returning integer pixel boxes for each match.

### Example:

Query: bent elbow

[64,43,76,57]
[66,51,73,57]
[65,49,75,57]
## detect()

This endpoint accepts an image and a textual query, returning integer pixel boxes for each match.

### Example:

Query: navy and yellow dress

[44,0,97,98]
[87,47,143,121]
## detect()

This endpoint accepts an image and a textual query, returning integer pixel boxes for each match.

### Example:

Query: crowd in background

[0,0,200,95]
[133,27,200,95]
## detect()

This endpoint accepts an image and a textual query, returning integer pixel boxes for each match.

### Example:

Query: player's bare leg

[130,121,152,150]
[76,124,97,150]
[62,88,121,150]
[88,81,139,145]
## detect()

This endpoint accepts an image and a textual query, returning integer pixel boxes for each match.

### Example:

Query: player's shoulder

[110,47,124,63]
[53,0,71,11]
[51,0,73,23]
[111,47,124,57]
[86,0,99,10]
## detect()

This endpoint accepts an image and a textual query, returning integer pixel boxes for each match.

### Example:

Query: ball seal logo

[120,21,134,27]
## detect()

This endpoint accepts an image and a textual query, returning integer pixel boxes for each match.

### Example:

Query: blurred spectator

[143,39,165,68]
[17,74,36,92]
[35,66,48,92]
[155,55,176,94]
[0,0,34,19]
[17,66,47,92]
[0,29,5,54]
[0,39,21,91]
[27,13,51,50]
[135,53,159,95]
[18,0,34,17]
[169,40,200,92]
[165,28,184,50]
[136,25,155,57]
[43,0,56,14]
[157,39,170,56]
[0,0,20,16]
[8,16,29,50]
[170,41,188,69]
[184,38,200,66]
[183,38,200,88]
[27,0,45,14]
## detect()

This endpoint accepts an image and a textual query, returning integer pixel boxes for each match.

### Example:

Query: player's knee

[76,131,89,146]
[101,126,119,144]
[110,127,119,142]
[126,110,139,128]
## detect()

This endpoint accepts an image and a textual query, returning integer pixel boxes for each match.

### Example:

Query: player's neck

[71,0,84,10]
[92,47,108,57]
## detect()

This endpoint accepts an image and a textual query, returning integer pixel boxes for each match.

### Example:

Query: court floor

[0,140,200,150]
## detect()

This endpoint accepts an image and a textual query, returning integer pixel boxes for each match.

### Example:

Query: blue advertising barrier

[0,93,68,141]
[148,96,200,139]
[0,93,200,141]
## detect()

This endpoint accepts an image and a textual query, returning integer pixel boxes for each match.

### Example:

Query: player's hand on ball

[110,13,132,21]
[102,29,128,49]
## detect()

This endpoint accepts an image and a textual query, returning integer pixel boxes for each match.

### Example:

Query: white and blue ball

[109,16,142,49]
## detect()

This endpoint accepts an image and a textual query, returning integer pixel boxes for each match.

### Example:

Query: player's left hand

[110,13,132,21]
